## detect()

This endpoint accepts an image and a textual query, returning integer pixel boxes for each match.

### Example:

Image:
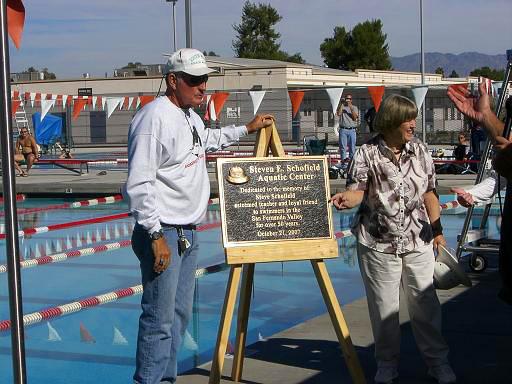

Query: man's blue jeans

[132,224,199,384]
[339,128,356,161]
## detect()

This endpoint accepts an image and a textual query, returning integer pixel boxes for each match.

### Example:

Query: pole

[172,0,177,51]
[0,1,27,383]
[420,0,427,144]
[185,0,192,48]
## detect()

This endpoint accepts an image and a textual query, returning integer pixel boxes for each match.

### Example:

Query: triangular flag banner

[106,97,124,119]
[479,77,493,95]
[367,86,385,112]
[11,100,21,116]
[213,92,230,118]
[96,96,102,109]
[41,99,56,121]
[139,95,154,108]
[92,96,97,109]
[55,94,63,107]
[121,96,129,110]
[208,96,217,121]
[204,95,212,121]
[29,92,35,107]
[492,82,500,98]
[411,86,429,108]
[13,90,19,100]
[249,90,266,115]
[6,0,25,49]
[288,90,305,118]
[325,88,344,116]
[447,83,468,96]
[72,98,88,120]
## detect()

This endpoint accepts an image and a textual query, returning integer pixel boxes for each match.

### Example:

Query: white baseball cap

[165,48,216,76]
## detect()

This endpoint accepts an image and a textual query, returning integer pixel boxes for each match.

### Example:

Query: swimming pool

[0,196,501,383]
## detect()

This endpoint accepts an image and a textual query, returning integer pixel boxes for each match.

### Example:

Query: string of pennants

[10,77,497,123]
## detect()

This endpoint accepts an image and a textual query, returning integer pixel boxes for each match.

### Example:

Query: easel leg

[209,265,243,384]
[231,263,255,381]
[311,260,366,384]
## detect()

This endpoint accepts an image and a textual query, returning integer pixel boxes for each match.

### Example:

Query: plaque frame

[217,156,336,264]
[208,122,366,384]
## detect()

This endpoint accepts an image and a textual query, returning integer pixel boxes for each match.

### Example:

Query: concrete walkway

[180,269,512,383]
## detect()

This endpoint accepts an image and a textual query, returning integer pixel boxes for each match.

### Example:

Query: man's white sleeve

[125,133,163,234]
[466,171,505,204]
[203,125,248,153]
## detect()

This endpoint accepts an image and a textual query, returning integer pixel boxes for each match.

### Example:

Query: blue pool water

[0,196,501,383]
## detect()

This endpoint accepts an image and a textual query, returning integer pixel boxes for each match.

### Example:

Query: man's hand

[447,82,489,124]
[152,237,171,273]
[331,190,363,210]
[246,114,274,133]
[433,234,447,252]
[450,187,475,208]
[493,136,512,180]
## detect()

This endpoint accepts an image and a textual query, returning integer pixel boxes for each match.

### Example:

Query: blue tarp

[32,112,63,145]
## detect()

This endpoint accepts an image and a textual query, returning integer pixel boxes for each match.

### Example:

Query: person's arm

[331,148,367,209]
[450,172,502,207]
[30,137,39,159]
[331,190,364,209]
[493,136,512,180]
[203,114,273,152]
[447,82,504,141]
[348,103,359,121]
[423,190,447,251]
[14,139,20,154]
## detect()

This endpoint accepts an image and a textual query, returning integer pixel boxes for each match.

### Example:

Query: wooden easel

[209,123,366,384]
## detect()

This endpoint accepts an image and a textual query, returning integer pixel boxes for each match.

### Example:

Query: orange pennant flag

[72,98,88,120]
[288,91,305,118]
[13,90,19,100]
[368,86,385,112]
[447,83,468,96]
[55,95,63,107]
[139,95,155,108]
[7,0,25,49]
[11,100,21,116]
[213,92,230,117]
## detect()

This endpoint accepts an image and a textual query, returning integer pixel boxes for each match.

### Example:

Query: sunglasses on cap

[177,72,208,86]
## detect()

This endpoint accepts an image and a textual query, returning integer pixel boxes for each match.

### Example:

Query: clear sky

[8,0,512,79]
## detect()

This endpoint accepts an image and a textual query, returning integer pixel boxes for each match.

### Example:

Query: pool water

[0,196,501,383]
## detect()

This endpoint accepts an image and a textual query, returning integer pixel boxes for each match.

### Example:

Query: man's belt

[340,127,357,130]
[161,223,197,231]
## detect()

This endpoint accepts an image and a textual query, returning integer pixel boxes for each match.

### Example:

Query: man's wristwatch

[149,229,164,241]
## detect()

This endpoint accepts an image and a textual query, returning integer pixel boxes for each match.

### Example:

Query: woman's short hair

[374,94,418,135]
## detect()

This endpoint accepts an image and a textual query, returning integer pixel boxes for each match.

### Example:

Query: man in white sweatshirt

[124,48,273,384]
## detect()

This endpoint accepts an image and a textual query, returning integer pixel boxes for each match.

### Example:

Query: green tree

[320,19,391,71]
[470,66,505,81]
[22,66,56,79]
[203,51,219,57]
[449,70,459,78]
[435,67,445,76]
[232,1,305,64]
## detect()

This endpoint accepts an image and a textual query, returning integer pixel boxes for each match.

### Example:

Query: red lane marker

[0,212,130,239]
[0,194,26,203]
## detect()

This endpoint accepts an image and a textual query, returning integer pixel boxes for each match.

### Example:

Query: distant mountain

[391,52,506,77]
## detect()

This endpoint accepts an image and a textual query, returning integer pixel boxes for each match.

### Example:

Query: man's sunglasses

[177,72,208,86]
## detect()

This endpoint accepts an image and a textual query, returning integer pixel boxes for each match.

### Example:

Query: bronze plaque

[217,156,333,247]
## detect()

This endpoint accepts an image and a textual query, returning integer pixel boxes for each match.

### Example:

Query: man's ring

[159,260,164,265]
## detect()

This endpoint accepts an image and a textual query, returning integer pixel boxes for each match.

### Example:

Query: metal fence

[15,86,473,148]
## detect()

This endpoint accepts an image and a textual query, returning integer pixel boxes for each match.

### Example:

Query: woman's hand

[331,190,363,210]
[433,234,447,253]
[450,187,474,208]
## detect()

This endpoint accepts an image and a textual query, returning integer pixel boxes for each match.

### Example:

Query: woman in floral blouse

[331,95,456,384]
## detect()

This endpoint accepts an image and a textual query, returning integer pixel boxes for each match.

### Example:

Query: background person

[124,48,273,384]
[447,81,512,304]
[336,93,359,164]
[331,94,455,384]
[364,106,376,133]
[14,128,39,176]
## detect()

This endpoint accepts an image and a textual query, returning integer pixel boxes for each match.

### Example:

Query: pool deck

[181,269,512,383]
[3,147,511,382]
[3,153,477,196]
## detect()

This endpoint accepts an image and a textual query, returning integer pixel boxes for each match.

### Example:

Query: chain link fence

[16,86,472,149]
